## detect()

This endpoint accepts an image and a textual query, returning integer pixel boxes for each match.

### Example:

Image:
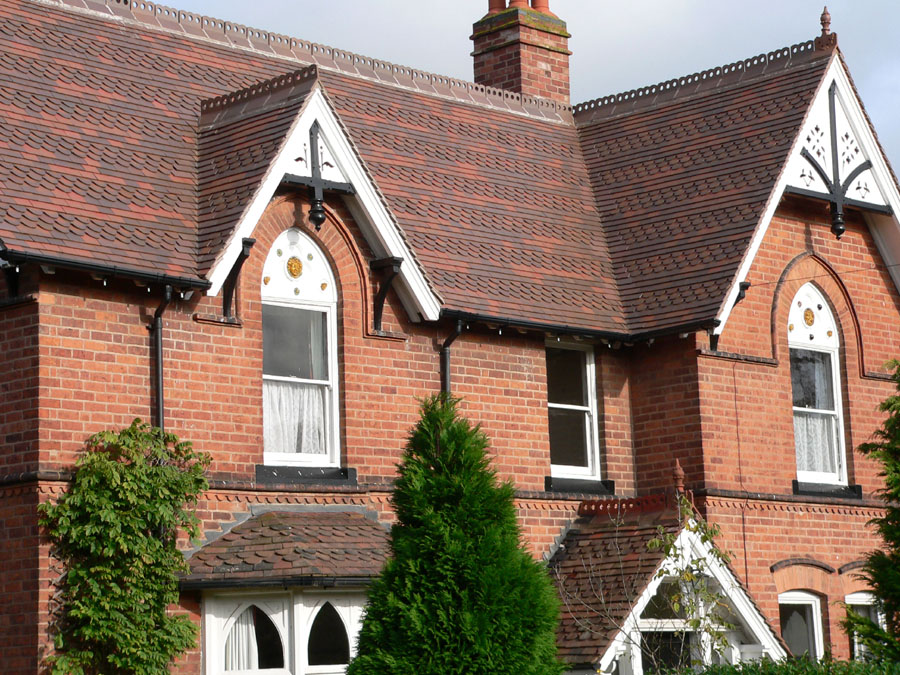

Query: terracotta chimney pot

[509,0,528,7]
[488,0,505,15]
[531,0,555,16]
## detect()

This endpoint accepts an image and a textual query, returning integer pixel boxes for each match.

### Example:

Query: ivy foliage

[38,419,210,675]
[843,360,900,662]
[347,395,565,675]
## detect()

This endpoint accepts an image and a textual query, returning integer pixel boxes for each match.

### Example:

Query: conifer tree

[347,395,565,675]
[844,361,900,661]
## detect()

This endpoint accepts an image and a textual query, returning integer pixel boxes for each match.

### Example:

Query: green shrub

[38,420,210,675]
[843,360,900,662]
[694,656,900,674]
[347,395,565,675]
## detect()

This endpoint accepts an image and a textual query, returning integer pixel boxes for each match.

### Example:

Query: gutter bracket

[222,238,255,319]
[370,257,403,332]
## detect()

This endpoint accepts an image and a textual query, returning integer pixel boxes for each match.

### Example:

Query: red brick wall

[702,495,882,662]
[700,201,898,495]
[0,299,39,474]
[629,335,704,494]
[27,195,598,492]
[0,484,40,673]
[599,349,637,495]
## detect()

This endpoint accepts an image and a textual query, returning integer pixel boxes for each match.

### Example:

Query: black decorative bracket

[786,82,891,239]
[733,281,751,307]
[282,122,355,231]
[222,238,255,319]
[370,256,403,332]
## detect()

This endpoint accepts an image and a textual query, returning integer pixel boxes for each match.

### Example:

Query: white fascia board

[675,526,787,660]
[715,55,900,335]
[205,87,441,323]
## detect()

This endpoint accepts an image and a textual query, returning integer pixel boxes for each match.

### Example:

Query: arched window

[778,590,824,660]
[787,283,846,485]
[261,228,339,467]
[224,605,286,671]
[307,602,350,666]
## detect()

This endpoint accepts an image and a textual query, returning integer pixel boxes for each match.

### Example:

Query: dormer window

[787,283,846,485]
[261,229,339,467]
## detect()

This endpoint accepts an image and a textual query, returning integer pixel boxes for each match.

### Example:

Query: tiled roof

[550,495,681,668]
[0,0,836,336]
[575,44,833,333]
[197,68,317,272]
[182,510,390,588]
[319,69,626,333]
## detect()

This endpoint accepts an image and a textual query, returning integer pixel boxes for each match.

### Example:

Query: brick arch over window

[772,560,836,598]
[769,253,864,377]
[245,195,377,338]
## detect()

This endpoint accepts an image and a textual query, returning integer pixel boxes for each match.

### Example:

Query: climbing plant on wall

[38,419,210,675]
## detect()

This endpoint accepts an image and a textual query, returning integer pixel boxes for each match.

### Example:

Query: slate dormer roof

[0,0,841,336]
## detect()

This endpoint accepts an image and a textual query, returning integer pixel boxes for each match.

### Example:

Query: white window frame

[845,591,885,661]
[261,229,340,468]
[778,590,825,661]
[787,284,847,486]
[204,590,366,675]
[545,342,601,479]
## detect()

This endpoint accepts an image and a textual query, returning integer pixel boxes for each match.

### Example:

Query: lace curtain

[794,410,836,474]
[263,380,327,455]
[225,607,258,671]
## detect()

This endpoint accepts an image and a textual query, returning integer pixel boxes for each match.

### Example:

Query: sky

[169,1,900,165]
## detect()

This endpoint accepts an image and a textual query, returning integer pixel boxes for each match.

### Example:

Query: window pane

[780,603,815,658]
[790,349,834,410]
[546,348,588,406]
[308,602,350,666]
[263,304,328,380]
[224,605,284,671]
[793,410,837,474]
[263,380,327,454]
[849,604,879,661]
[549,407,589,467]
[641,631,690,672]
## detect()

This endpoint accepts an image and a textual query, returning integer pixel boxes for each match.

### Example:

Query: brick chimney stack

[471,0,571,104]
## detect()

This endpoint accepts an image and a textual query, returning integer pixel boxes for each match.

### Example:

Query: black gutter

[151,286,173,432]
[440,309,720,344]
[1,249,211,290]
[440,319,464,394]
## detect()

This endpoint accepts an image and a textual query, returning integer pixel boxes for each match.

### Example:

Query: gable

[716,55,900,334]
[201,80,441,323]
[574,43,833,336]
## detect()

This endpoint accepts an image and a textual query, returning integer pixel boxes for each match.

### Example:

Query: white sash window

[787,284,846,485]
[261,229,339,467]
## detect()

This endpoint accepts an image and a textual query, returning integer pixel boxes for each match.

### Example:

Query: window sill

[792,480,861,499]
[544,476,615,495]
[255,465,357,487]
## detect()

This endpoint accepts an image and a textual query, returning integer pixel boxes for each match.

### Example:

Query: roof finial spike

[673,458,685,494]
[820,6,831,36]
